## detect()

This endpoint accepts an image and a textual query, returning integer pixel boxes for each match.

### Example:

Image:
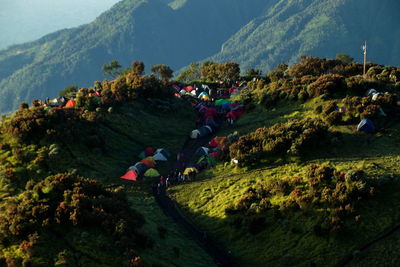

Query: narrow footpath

[152,117,236,266]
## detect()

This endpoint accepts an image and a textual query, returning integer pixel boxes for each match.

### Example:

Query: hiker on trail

[160,176,165,187]
[157,183,161,195]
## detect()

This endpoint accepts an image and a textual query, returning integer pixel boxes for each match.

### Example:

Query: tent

[138,151,146,159]
[140,158,156,168]
[144,168,160,178]
[132,162,149,175]
[195,147,209,156]
[184,167,199,175]
[180,89,187,96]
[198,126,212,137]
[191,129,201,139]
[185,86,195,92]
[198,92,209,99]
[209,151,219,158]
[191,90,197,96]
[144,147,155,156]
[366,88,378,97]
[201,95,211,101]
[153,153,168,161]
[209,137,221,148]
[65,99,76,108]
[357,119,376,133]
[215,99,232,106]
[197,155,216,167]
[156,148,170,158]
[205,118,217,130]
[121,170,138,181]
[195,102,205,109]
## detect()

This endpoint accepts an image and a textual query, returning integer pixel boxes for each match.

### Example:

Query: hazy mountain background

[0,0,121,49]
[0,0,399,113]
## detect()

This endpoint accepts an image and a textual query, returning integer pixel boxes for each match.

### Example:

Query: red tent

[144,147,155,156]
[121,170,138,181]
[210,152,219,158]
[209,137,220,148]
[140,159,156,168]
[226,111,237,120]
[93,91,102,97]
[65,99,76,108]
[205,108,217,117]
[185,86,195,92]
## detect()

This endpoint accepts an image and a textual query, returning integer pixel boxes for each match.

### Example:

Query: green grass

[169,100,400,266]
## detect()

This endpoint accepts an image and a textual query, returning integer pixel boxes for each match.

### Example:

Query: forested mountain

[0,0,399,113]
[208,0,400,72]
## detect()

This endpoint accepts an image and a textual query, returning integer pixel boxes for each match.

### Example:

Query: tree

[102,60,122,78]
[268,63,288,82]
[176,62,201,82]
[132,61,145,76]
[336,54,354,64]
[218,62,241,81]
[200,61,219,82]
[150,64,173,82]
[59,85,78,97]
[245,68,262,79]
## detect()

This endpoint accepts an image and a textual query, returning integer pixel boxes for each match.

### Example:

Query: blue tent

[357,119,375,133]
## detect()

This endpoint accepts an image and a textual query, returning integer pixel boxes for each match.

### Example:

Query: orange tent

[140,159,156,168]
[65,99,76,108]
[120,170,138,181]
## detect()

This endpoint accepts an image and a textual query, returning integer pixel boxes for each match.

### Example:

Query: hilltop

[1,0,400,113]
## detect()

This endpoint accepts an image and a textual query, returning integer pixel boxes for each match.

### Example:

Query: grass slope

[169,100,400,266]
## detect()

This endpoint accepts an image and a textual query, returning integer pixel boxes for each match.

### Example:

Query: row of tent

[120,147,170,181]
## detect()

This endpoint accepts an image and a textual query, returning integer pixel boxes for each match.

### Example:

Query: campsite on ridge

[1,0,400,266]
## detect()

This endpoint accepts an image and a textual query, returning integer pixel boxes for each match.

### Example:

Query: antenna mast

[362,41,367,78]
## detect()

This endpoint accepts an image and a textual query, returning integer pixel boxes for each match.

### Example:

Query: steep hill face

[208,0,400,72]
[0,0,266,113]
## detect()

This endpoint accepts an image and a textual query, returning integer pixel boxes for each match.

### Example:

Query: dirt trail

[153,116,236,266]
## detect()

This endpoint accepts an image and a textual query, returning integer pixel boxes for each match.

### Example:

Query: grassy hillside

[0,69,216,265]
[169,58,400,266]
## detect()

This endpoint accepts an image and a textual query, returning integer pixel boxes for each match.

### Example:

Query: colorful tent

[65,99,76,108]
[120,170,138,181]
[185,86,195,92]
[140,158,156,168]
[144,168,161,178]
[144,147,155,156]
[132,162,149,175]
[357,119,376,133]
[138,151,146,159]
[191,129,201,139]
[197,155,216,167]
[153,153,168,161]
[195,147,209,156]
[209,152,219,158]
[184,167,199,175]
[209,137,221,148]
[156,148,170,158]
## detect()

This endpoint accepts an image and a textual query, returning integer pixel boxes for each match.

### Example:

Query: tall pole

[362,41,367,78]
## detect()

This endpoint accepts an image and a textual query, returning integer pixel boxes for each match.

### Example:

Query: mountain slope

[0,0,266,113]
[208,0,400,72]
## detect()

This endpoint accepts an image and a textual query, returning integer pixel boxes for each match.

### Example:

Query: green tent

[144,168,160,178]
[197,155,216,167]
[215,99,232,106]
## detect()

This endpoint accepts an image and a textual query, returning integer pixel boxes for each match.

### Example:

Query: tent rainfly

[121,170,138,181]
[153,153,168,161]
[144,168,160,178]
